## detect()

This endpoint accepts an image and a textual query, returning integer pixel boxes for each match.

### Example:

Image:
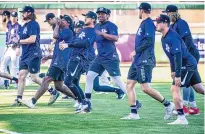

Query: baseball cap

[75,20,85,28]
[44,13,55,22]
[96,7,109,14]
[0,11,10,16]
[154,14,170,24]
[107,9,111,15]
[138,2,151,11]
[61,15,73,25]
[19,6,35,13]
[82,11,97,20]
[11,11,18,17]
[162,5,178,13]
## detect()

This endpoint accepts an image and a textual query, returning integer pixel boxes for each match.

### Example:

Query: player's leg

[188,87,200,115]
[0,72,18,83]
[28,57,59,102]
[182,87,191,114]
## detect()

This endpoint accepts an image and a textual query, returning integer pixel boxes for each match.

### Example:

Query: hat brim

[82,14,86,16]
[96,11,107,14]
[44,20,48,22]
[162,10,167,13]
[19,11,25,13]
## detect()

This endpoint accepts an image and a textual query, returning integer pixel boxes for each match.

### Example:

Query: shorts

[173,69,202,87]
[89,58,121,76]
[127,64,153,84]
[19,57,41,74]
[46,66,64,81]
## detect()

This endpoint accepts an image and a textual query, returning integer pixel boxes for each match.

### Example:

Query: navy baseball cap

[154,14,170,24]
[162,5,178,13]
[96,7,109,14]
[44,13,55,22]
[82,11,97,20]
[11,11,18,17]
[75,20,85,28]
[19,6,35,13]
[0,11,10,16]
[61,15,73,25]
[107,9,111,15]
[138,2,151,11]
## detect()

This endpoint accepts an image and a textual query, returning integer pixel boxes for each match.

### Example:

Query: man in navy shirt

[121,3,173,120]
[18,15,76,108]
[163,5,201,115]
[84,7,126,107]
[155,14,204,125]
[10,6,57,106]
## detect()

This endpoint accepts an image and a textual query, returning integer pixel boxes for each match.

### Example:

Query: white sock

[189,101,197,108]
[111,76,127,94]
[183,100,189,106]
[85,71,99,95]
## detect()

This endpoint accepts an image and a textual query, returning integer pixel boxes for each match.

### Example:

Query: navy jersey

[170,18,197,51]
[71,27,96,61]
[134,17,156,66]
[5,21,12,45]
[20,20,42,61]
[7,22,21,45]
[95,21,119,62]
[161,29,197,71]
[51,28,73,71]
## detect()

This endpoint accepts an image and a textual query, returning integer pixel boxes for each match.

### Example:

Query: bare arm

[19,35,36,44]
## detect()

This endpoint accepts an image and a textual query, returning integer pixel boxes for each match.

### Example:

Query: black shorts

[89,58,121,76]
[65,56,83,81]
[172,69,202,87]
[46,66,64,81]
[19,57,41,74]
[127,64,153,84]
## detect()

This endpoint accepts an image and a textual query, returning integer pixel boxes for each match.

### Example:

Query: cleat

[73,100,80,108]
[167,118,188,125]
[48,91,60,105]
[18,99,35,108]
[9,99,21,107]
[117,90,126,100]
[189,107,200,115]
[183,105,189,115]
[136,100,142,110]
[75,103,88,113]
[121,113,140,120]
[164,102,175,120]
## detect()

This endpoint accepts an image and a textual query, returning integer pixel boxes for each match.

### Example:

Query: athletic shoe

[9,99,21,106]
[189,107,200,115]
[73,100,80,108]
[167,118,188,125]
[95,92,104,94]
[83,100,92,113]
[136,100,142,110]
[121,113,140,120]
[62,95,71,99]
[75,103,88,113]
[183,105,189,115]
[48,91,60,105]
[116,90,126,99]
[172,110,178,116]
[18,99,35,108]
[164,102,175,120]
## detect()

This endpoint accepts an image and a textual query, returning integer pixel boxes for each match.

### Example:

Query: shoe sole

[18,99,34,108]
[48,93,60,105]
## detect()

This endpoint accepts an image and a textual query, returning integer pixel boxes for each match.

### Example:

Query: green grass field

[0,83,204,134]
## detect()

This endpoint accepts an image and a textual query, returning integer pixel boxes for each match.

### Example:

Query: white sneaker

[167,118,188,125]
[121,113,140,120]
[172,110,178,116]
[48,92,60,105]
[73,100,80,108]
[18,99,35,108]
[75,103,88,113]
[164,102,175,120]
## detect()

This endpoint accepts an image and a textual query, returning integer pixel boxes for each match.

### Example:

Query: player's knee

[30,74,38,83]
[19,72,27,81]
[55,84,63,90]
[140,84,150,93]
[126,81,135,91]
[86,73,95,82]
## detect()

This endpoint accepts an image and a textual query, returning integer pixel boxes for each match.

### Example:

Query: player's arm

[53,23,60,39]
[100,32,118,42]
[135,37,153,53]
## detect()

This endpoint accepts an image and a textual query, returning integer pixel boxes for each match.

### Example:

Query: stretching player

[10,6,57,106]
[163,5,201,115]
[84,7,127,111]
[155,14,204,125]
[18,15,76,108]
[121,3,174,120]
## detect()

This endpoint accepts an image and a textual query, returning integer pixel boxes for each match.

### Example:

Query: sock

[177,109,184,116]
[31,97,37,104]
[183,100,189,106]
[48,87,54,95]
[17,95,22,99]
[189,101,197,108]
[130,105,137,114]
[12,77,18,81]
[85,93,91,100]
[161,98,171,107]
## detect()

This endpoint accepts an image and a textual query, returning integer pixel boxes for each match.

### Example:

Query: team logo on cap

[99,7,104,11]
